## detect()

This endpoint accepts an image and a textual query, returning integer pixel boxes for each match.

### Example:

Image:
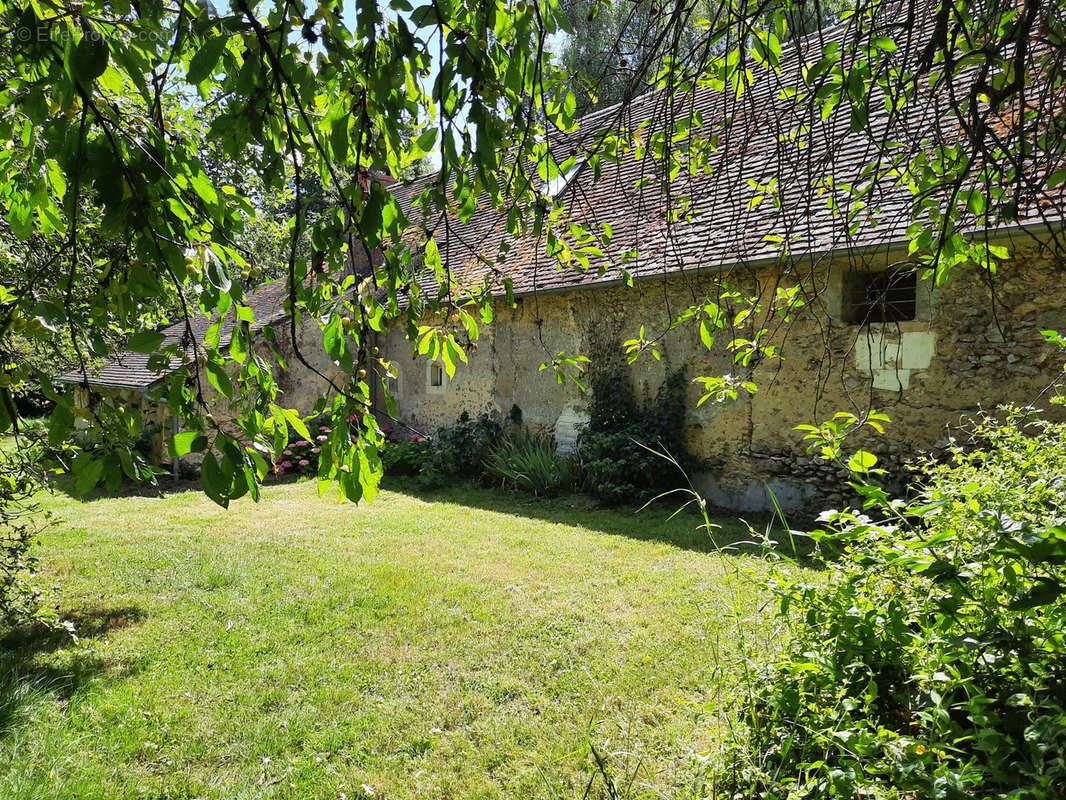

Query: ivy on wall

[580,327,692,504]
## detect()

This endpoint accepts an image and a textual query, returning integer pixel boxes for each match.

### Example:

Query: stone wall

[380,238,1066,512]
[271,313,351,413]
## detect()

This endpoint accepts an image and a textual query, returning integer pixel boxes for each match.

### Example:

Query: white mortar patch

[554,406,589,454]
[854,330,935,391]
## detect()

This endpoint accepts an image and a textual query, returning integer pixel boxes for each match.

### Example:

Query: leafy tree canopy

[0,0,1061,524]
[553,0,850,114]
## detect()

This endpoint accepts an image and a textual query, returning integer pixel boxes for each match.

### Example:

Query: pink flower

[317,435,328,442]
[311,447,320,453]
[381,424,392,432]
[298,459,310,466]
[388,434,398,441]
[295,440,309,447]
[320,426,332,433]
[281,460,293,468]
[284,449,293,456]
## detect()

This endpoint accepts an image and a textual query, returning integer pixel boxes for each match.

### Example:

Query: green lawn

[1,479,806,799]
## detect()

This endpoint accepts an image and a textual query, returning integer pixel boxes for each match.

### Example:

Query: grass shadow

[49,468,307,505]
[381,478,815,561]
[46,471,205,504]
[0,605,145,739]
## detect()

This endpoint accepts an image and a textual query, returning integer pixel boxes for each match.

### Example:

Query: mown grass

[1,478,808,799]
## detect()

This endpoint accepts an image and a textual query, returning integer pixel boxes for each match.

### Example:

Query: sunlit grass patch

[1,479,808,799]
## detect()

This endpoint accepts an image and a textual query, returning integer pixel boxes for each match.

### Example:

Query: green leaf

[699,319,715,351]
[247,448,269,480]
[33,301,65,333]
[847,450,877,473]
[200,452,229,507]
[410,128,438,159]
[424,237,442,273]
[563,90,576,117]
[410,4,438,27]
[384,384,398,419]
[191,173,220,207]
[229,327,247,364]
[73,455,105,496]
[204,257,230,291]
[127,330,166,354]
[272,404,311,441]
[172,431,199,457]
[7,201,31,240]
[48,402,74,446]
[205,360,233,398]
[14,6,41,52]
[72,29,110,83]
[186,36,229,85]
[1009,578,1063,610]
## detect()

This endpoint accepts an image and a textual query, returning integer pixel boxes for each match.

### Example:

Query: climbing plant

[581,363,690,505]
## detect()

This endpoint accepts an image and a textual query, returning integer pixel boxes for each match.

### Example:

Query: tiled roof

[391,10,1064,300]
[62,12,1064,389]
[58,282,291,391]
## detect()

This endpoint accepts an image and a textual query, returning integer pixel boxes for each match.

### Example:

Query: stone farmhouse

[63,14,1066,510]
[57,280,346,464]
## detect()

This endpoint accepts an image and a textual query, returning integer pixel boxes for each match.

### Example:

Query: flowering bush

[271,423,330,478]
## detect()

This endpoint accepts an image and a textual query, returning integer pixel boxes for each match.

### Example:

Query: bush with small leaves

[715,408,1066,799]
[0,430,71,634]
[419,412,503,487]
[380,424,432,477]
[578,369,689,505]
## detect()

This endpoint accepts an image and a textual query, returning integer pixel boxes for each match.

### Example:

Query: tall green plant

[714,408,1066,799]
[484,427,575,495]
[580,368,690,505]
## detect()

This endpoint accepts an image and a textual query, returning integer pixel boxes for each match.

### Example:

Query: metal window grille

[844,269,917,324]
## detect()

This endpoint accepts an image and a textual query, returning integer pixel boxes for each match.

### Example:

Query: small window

[843,268,917,324]
[385,367,402,403]
[541,156,586,199]
[428,361,444,388]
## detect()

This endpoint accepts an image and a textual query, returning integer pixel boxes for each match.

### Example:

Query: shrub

[1,430,70,633]
[380,425,431,476]
[578,369,689,505]
[578,424,674,505]
[378,413,502,488]
[484,428,576,496]
[420,412,502,486]
[715,408,1066,799]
